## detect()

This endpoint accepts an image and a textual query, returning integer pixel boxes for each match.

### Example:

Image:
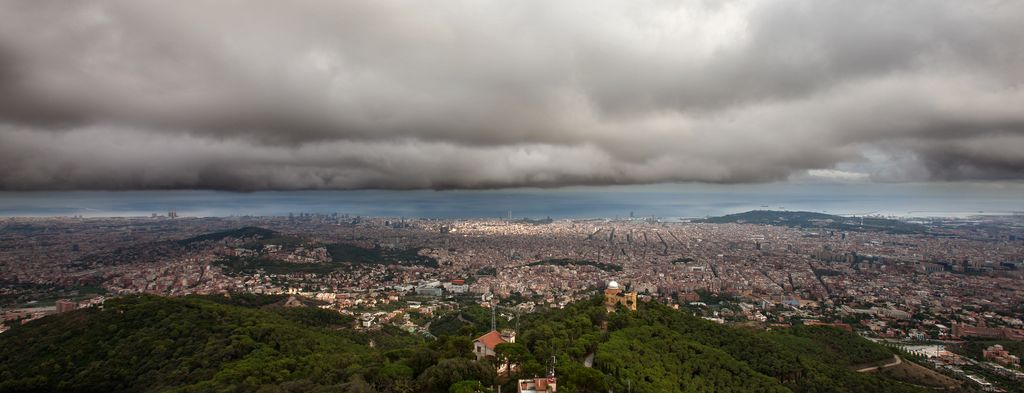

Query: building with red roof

[473,330,508,361]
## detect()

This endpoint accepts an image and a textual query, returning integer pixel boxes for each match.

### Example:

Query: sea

[0,183,1021,219]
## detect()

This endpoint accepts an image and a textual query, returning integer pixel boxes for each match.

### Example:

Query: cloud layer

[1,0,1023,190]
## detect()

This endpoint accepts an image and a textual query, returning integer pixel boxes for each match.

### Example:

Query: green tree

[449,380,487,393]
[373,362,414,392]
[495,342,530,377]
[416,358,496,393]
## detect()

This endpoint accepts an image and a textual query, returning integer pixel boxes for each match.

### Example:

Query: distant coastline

[1,183,1022,219]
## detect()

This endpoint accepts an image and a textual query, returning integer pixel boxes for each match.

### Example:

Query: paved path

[856,355,902,372]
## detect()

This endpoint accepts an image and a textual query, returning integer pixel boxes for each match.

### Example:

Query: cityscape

[2,211,1022,391]
[2,0,1024,392]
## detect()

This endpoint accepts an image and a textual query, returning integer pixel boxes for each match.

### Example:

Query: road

[856,355,902,372]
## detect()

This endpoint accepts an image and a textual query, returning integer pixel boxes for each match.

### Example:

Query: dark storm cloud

[0,0,1022,190]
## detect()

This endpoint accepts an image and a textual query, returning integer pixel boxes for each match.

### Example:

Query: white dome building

[604,279,636,312]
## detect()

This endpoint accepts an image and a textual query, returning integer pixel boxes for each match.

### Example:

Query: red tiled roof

[475,330,506,350]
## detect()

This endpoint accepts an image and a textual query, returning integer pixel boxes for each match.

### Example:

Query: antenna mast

[491,301,496,331]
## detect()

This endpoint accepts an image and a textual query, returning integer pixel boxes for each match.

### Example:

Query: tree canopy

[0,294,929,392]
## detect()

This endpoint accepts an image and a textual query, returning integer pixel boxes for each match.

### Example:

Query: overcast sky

[1,0,1022,191]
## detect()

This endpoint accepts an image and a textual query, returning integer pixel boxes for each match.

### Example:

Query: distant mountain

[695,210,928,234]
[0,294,927,392]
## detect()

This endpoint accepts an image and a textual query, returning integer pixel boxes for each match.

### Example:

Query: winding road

[856,355,902,372]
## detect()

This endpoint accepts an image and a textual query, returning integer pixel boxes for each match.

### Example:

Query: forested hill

[695,210,928,234]
[0,295,926,392]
